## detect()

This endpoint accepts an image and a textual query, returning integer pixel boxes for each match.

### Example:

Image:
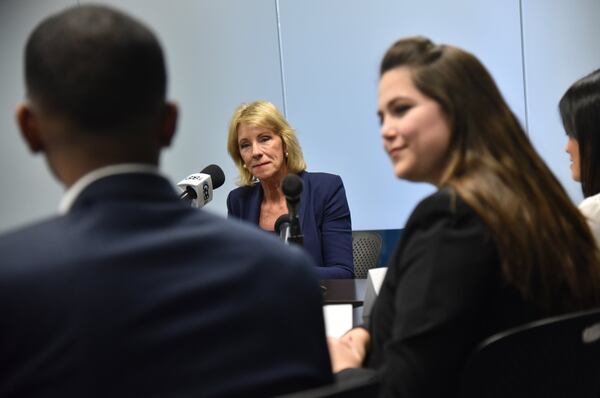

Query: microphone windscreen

[200,164,226,189]
[282,174,303,198]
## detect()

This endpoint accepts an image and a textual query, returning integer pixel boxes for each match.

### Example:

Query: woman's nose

[251,143,262,158]
[381,120,396,140]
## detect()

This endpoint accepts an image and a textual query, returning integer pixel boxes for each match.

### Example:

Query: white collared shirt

[579,192,600,246]
[58,164,164,214]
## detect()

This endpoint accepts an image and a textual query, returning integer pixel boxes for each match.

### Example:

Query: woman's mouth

[253,162,270,169]
[388,146,405,158]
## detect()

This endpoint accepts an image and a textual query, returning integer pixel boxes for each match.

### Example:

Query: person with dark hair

[327,36,600,398]
[0,5,332,397]
[226,100,353,279]
[559,69,600,243]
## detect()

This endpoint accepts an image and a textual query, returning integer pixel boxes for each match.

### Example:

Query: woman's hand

[327,327,371,373]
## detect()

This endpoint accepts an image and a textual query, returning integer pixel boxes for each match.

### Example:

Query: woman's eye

[391,105,411,116]
[239,143,250,150]
[259,136,271,143]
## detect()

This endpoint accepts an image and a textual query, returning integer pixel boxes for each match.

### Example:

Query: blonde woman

[227,100,353,279]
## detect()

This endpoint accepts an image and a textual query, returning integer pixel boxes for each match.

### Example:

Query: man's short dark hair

[24,5,166,132]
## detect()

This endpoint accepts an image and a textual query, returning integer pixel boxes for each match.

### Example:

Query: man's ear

[15,102,44,153]
[159,102,178,147]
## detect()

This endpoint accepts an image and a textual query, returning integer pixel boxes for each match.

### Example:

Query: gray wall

[1,0,599,233]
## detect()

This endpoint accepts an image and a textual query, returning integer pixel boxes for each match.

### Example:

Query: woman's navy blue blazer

[227,171,354,279]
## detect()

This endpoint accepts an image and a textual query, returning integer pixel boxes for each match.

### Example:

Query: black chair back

[460,307,600,398]
[352,231,382,279]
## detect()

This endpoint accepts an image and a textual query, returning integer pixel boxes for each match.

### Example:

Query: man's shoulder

[0,215,64,250]
[0,207,314,278]
[0,215,74,279]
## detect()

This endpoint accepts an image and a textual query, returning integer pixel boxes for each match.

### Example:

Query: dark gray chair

[351,231,382,279]
[459,307,600,398]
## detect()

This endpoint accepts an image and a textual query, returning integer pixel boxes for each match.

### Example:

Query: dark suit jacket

[227,171,353,279]
[366,189,543,398]
[0,173,332,398]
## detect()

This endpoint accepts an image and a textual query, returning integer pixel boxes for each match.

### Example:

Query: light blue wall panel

[0,0,76,234]
[521,0,600,204]
[278,0,524,230]
[1,1,599,235]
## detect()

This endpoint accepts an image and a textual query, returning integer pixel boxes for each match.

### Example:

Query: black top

[367,189,542,398]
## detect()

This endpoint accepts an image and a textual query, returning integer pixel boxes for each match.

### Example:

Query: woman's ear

[15,102,44,153]
[282,141,289,158]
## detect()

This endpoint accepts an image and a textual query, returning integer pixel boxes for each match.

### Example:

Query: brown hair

[381,36,600,313]
[227,100,306,186]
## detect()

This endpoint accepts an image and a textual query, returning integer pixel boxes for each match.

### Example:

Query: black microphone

[177,164,226,208]
[281,174,303,245]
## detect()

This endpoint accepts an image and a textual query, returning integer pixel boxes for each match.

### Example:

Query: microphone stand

[287,211,304,245]
[281,174,304,246]
[274,213,303,245]
[179,187,197,205]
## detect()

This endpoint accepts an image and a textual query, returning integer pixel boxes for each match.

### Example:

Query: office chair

[459,307,600,398]
[352,231,382,279]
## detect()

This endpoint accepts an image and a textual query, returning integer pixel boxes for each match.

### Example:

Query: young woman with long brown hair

[328,36,600,398]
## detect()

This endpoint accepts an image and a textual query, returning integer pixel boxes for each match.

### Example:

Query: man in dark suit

[0,5,332,397]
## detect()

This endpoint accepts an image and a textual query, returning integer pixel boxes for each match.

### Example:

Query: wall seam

[519,0,530,134]
[274,0,288,117]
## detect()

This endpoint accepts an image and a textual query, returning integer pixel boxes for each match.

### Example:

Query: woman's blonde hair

[381,36,600,313]
[227,100,306,186]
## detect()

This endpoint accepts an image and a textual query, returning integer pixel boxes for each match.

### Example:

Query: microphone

[274,213,291,242]
[281,174,303,245]
[177,164,225,208]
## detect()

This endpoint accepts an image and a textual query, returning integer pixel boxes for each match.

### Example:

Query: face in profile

[565,136,581,182]
[378,67,451,185]
[237,123,287,182]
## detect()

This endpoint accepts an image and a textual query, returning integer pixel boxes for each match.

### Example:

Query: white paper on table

[322,304,353,338]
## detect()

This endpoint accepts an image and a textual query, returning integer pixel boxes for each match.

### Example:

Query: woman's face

[237,123,287,183]
[565,136,581,182]
[378,67,451,185]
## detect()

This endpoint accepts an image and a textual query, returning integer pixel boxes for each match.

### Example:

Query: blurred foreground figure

[328,36,600,398]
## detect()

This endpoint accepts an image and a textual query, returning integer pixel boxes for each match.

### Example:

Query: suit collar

[59,164,163,214]
[69,173,178,212]
[248,171,309,228]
